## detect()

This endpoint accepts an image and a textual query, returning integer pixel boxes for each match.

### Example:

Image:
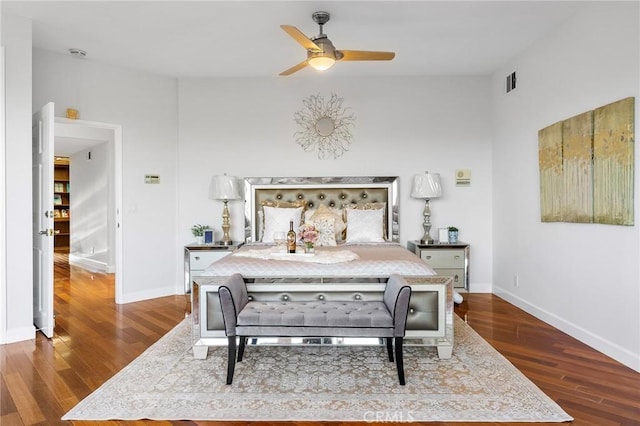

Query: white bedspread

[202,243,435,278]
[233,247,360,264]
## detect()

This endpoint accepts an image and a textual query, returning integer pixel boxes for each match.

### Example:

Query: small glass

[273,232,286,252]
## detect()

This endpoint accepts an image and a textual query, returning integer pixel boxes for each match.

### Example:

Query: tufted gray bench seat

[218,273,412,385]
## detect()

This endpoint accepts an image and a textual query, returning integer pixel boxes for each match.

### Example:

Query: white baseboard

[494,285,640,373]
[69,254,109,273]
[0,325,35,344]
[118,286,178,304]
[468,281,492,293]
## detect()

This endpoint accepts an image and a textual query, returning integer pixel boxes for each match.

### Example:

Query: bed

[191,176,454,359]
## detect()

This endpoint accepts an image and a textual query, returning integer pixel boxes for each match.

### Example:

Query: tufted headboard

[243,176,399,243]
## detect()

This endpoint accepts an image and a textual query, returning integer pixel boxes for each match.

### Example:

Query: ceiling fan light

[308,56,335,71]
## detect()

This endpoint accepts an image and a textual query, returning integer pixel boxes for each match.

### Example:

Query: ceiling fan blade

[280,25,322,51]
[279,60,309,76]
[338,50,396,61]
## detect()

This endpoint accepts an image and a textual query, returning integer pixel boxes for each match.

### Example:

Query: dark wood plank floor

[1,254,639,425]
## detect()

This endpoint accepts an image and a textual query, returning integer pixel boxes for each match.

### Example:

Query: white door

[32,102,55,338]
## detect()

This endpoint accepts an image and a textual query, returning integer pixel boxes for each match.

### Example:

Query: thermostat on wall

[456,169,471,186]
[144,174,160,184]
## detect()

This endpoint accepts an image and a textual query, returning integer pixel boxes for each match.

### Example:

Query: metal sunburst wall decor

[294,93,356,159]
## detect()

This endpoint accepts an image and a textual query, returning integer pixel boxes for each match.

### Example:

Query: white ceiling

[2,1,594,78]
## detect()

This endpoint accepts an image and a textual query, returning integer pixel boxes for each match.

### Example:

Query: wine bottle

[287,220,296,253]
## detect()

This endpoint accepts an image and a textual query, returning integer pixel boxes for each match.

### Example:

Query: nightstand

[184,243,243,294]
[407,240,469,290]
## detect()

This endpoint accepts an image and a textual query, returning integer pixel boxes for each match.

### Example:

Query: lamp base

[420,199,434,245]
[217,240,234,246]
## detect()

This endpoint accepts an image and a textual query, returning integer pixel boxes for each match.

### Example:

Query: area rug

[62,316,573,422]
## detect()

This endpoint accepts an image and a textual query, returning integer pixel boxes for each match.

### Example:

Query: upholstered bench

[218,273,412,385]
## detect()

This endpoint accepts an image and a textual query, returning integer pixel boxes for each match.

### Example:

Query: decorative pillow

[258,200,307,241]
[345,208,385,243]
[309,204,346,241]
[303,208,317,223]
[344,202,387,240]
[262,200,307,209]
[308,217,337,247]
[261,206,303,243]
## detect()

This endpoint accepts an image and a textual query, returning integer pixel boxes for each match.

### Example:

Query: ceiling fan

[279,11,395,76]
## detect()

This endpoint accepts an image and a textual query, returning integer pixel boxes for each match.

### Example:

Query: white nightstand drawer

[432,268,466,288]
[420,250,466,268]
[185,243,243,294]
[189,251,229,269]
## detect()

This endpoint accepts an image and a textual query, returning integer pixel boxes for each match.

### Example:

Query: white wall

[33,49,180,302]
[1,13,34,343]
[70,142,111,269]
[177,76,494,291]
[491,2,640,371]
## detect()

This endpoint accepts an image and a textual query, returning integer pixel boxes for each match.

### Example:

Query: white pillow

[346,208,385,243]
[261,206,303,243]
[308,217,337,247]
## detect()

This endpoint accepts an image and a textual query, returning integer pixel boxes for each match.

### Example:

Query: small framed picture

[438,228,449,243]
[204,229,214,244]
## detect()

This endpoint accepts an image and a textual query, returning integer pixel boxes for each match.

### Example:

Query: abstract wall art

[538,97,635,225]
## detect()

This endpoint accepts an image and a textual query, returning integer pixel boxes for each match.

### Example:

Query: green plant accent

[191,224,211,237]
[448,226,458,232]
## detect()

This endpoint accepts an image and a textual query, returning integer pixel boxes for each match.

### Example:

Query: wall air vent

[506,71,517,93]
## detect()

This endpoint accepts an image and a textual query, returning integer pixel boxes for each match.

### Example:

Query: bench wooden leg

[238,336,247,362]
[226,336,237,385]
[386,337,394,362]
[394,337,406,385]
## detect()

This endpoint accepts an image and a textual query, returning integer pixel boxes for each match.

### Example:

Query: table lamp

[209,174,242,245]
[410,171,442,244]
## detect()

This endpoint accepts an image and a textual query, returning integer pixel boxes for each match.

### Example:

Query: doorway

[53,117,123,303]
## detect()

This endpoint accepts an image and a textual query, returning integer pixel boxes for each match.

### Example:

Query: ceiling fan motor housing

[312,11,330,26]
[307,37,344,61]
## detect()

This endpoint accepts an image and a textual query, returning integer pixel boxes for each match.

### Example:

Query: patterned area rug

[62,316,572,422]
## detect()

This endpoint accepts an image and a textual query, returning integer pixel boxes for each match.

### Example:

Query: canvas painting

[561,111,593,223]
[593,97,635,225]
[538,97,635,225]
[538,121,563,222]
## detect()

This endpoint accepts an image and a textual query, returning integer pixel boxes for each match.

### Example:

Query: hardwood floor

[1,255,639,425]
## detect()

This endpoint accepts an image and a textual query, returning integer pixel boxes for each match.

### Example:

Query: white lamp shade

[209,175,242,201]
[410,172,442,199]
